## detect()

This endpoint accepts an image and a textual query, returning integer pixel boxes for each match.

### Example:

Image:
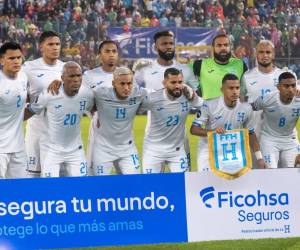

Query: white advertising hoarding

[185,168,300,241]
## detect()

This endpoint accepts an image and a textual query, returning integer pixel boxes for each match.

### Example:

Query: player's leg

[25,129,41,177]
[260,136,279,168]
[279,144,299,168]
[41,151,61,177]
[167,149,189,173]
[91,148,114,175]
[197,140,210,172]
[184,134,191,171]
[142,150,164,174]
[0,153,9,178]
[117,152,141,174]
[86,113,97,175]
[6,151,27,178]
[64,149,88,177]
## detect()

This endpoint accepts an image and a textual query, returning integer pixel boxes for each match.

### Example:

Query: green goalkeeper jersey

[191,57,246,100]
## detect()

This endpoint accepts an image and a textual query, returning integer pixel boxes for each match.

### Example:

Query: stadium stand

[0,0,300,75]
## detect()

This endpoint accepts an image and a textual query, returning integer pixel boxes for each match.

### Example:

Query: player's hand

[257,159,266,169]
[182,84,195,101]
[96,119,101,128]
[294,154,300,167]
[215,127,225,134]
[132,59,152,72]
[47,80,62,95]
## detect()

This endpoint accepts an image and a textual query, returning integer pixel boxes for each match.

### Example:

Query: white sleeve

[192,102,210,127]
[133,69,145,88]
[28,91,49,114]
[190,95,204,109]
[251,95,265,111]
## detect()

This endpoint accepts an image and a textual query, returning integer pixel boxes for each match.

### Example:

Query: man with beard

[190,74,265,171]
[192,33,247,100]
[23,31,64,177]
[241,40,284,133]
[139,68,202,173]
[241,40,284,167]
[251,72,300,169]
[134,30,197,171]
[134,30,198,90]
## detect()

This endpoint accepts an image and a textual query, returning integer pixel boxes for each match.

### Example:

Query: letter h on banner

[221,142,238,161]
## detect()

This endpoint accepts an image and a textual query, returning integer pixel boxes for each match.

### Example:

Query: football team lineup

[1,30,300,180]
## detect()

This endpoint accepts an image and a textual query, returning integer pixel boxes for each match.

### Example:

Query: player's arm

[190,59,202,97]
[190,104,225,136]
[47,80,62,95]
[295,154,300,167]
[24,91,48,121]
[245,108,265,168]
[137,89,151,114]
[251,95,264,111]
[240,75,248,102]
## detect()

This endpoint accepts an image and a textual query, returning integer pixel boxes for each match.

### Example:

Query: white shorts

[0,151,27,179]
[142,147,189,174]
[92,149,140,176]
[197,139,210,172]
[25,117,48,177]
[41,147,87,178]
[86,113,98,175]
[260,135,299,169]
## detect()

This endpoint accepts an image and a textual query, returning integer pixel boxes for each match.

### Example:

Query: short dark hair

[278,71,296,83]
[222,73,239,84]
[39,31,60,44]
[98,40,119,53]
[154,30,174,43]
[164,67,182,79]
[0,42,22,56]
[212,33,229,46]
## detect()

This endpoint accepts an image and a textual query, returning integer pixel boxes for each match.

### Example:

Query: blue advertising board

[107,27,218,58]
[0,174,187,249]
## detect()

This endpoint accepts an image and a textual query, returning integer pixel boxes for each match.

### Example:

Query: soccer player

[191,33,248,100]
[139,68,203,173]
[0,42,27,178]
[23,31,64,177]
[241,40,284,134]
[190,74,265,172]
[134,30,198,90]
[133,30,198,169]
[251,72,300,169]
[82,40,119,173]
[91,67,147,175]
[25,62,94,177]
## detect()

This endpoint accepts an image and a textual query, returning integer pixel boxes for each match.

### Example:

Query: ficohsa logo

[199,186,290,225]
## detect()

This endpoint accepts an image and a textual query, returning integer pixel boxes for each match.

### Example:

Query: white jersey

[82,67,113,88]
[0,71,27,153]
[134,60,198,90]
[193,96,254,132]
[252,91,300,140]
[29,85,94,153]
[23,58,65,132]
[93,86,147,159]
[140,89,203,154]
[241,67,283,102]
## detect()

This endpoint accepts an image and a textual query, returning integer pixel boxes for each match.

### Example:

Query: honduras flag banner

[207,129,252,180]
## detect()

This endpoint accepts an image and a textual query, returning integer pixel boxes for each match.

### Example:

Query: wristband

[255,151,263,160]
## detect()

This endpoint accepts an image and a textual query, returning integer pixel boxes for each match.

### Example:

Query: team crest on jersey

[207,129,252,180]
